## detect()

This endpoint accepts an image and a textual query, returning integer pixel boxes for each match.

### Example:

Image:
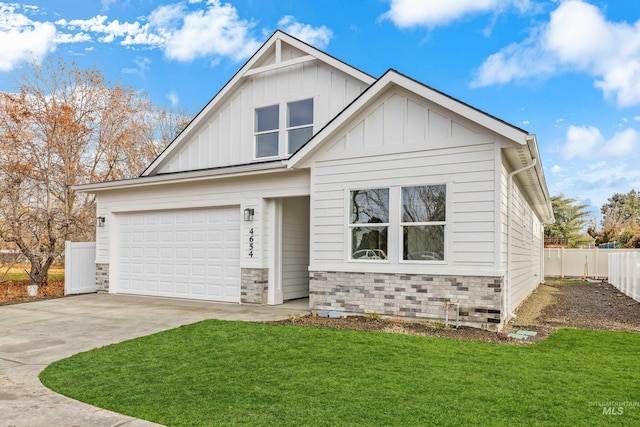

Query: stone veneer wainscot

[310,271,503,330]
[241,268,269,304]
[96,263,109,292]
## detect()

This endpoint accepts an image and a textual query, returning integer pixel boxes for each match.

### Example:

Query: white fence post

[64,241,97,295]
[629,252,640,301]
[607,251,640,303]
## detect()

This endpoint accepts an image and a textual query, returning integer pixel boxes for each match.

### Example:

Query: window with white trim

[349,189,389,260]
[401,185,446,261]
[255,104,279,158]
[287,99,313,154]
[254,98,314,158]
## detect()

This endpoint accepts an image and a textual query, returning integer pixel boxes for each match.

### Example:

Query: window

[287,99,313,154]
[255,104,279,158]
[255,99,314,158]
[350,189,389,260]
[401,185,446,261]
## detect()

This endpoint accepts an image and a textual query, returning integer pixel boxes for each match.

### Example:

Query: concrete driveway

[0,294,309,427]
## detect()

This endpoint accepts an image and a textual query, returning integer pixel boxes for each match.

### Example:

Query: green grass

[40,321,640,426]
[0,264,64,282]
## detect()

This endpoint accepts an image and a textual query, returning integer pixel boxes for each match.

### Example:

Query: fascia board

[74,162,288,193]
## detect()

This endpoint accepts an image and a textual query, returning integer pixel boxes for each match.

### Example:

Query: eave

[74,161,289,193]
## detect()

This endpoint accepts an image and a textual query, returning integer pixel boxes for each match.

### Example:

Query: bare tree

[0,57,187,287]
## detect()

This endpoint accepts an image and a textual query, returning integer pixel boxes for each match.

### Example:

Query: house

[75,30,554,330]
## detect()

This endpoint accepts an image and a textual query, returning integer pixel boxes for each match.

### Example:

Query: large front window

[350,189,389,260]
[348,185,447,262]
[255,98,313,158]
[402,185,446,261]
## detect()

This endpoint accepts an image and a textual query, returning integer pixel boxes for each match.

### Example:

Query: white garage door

[116,207,240,302]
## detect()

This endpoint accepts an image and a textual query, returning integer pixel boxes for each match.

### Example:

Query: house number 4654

[248,228,254,258]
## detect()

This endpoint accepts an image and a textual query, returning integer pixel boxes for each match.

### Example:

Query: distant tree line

[0,57,191,287]
[588,189,640,248]
[545,190,640,249]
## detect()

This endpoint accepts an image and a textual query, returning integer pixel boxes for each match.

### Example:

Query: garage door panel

[117,207,240,303]
[175,247,189,259]
[145,247,159,258]
[192,248,206,259]
[159,248,173,259]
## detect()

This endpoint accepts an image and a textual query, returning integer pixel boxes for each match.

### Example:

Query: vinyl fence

[544,248,640,279]
[64,241,97,295]
[608,252,640,302]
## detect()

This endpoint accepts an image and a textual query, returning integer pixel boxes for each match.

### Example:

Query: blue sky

[1,0,639,222]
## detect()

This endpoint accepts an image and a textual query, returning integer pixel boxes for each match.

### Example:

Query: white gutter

[506,157,538,320]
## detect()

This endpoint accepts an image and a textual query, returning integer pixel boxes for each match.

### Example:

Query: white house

[76,30,554,330]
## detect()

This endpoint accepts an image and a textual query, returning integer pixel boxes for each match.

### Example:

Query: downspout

[506,157,538,320]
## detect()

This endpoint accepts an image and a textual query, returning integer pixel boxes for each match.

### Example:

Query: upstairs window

[254,99,313,158]
[401,185,446,261]
[349,189,389,260]
[287,99,313,154]
[255,104,279,158]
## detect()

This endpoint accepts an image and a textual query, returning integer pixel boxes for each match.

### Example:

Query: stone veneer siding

[96,263,109,292]
[241,268,269,304]
[310,271,503,330]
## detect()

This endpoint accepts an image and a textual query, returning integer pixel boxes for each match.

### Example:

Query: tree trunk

[27,255,54,287]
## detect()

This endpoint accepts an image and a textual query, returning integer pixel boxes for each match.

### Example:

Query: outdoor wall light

[243,208,255,222]
[96,216,106,227]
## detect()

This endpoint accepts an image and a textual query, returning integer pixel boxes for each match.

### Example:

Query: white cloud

[56,15,160,47]
[167,90,179,107]
[0,2,334,72]
[0,3,57,71]
[549,160,640,212]
[153,0,260,62]
[123,56,151,78]
[51,1,263,64]
[562,125,602,160]
[381,0,533,28]
[277,16,333,49]
[602,128,640,157]
[54,32,92,44]
[474,0,640,107]
[561,125,640,160]
[551,165,561,174]
[100,0,118,12]
[148,4,185,31]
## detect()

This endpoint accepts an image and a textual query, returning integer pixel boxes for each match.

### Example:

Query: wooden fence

[608,252,640,302]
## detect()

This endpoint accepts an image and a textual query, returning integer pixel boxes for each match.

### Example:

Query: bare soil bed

[504,278,640,340]
[274,279,640,344]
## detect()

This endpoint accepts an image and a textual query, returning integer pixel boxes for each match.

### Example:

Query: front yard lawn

[41,320,640,426]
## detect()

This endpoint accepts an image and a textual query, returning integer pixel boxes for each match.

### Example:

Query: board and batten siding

[94,170,310,266]
[157,44,368,174]
[500,159,545,310]
[307,87,500,274]
[282,197,310,300]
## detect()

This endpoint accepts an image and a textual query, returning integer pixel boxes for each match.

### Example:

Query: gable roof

[75,31,552,224]
[288,69,554,224]
[288,68,530,166]
[141,30,375,177]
